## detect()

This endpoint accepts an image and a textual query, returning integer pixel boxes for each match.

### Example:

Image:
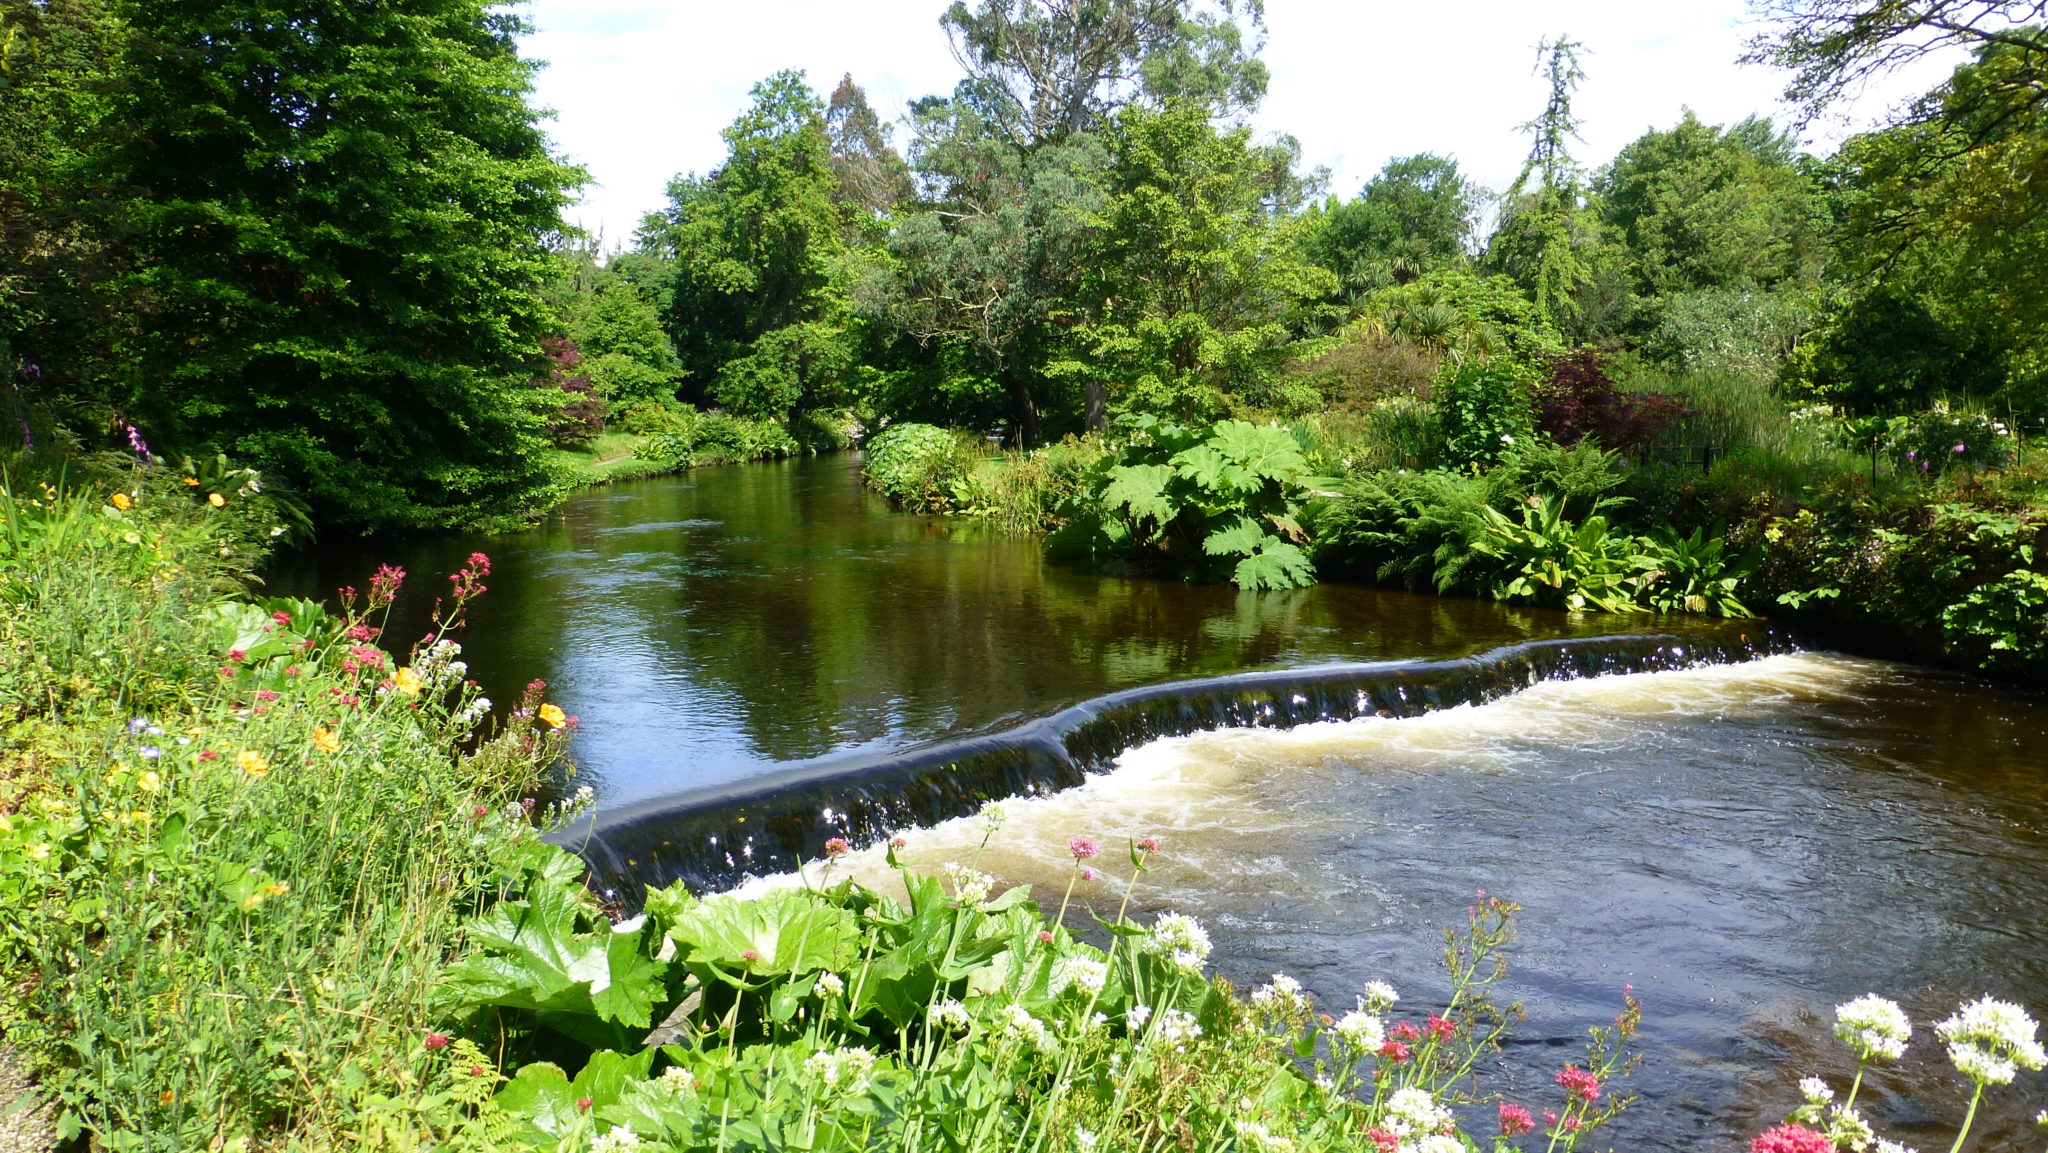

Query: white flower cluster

[801,1045,876,1094]
[942,863,994,905]
[1334,1003,1386,1051]
[451,695,493,731]
[1362,981,1399,1013]
[1055,956,1108,998]
[1125,1004,1152,1031]
[1381,1087,1454,1142]
[656,1066,696,1097]
[1000,1003,1058,1054]
[1148,1007,1203,1052]
[979,800,1007,832]
[1250,973,1303,1009]
[1798,1076,1833,1105]
[1872,1140,1918,1153]
[1231,1120,1298,1153]
[590,1126,641,1152]
[1139,912,1212,975]
[1936,995,2047,1086]
[413,639,469,694]
[928,997,971,1032]
[1835,994,1912,1062]
[813,971,844,998]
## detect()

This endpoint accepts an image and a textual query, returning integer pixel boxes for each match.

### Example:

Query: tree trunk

[1083,379,1106,432]
[1008,370,1040,447]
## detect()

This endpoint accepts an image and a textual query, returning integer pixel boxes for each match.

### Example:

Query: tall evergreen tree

[107,0,584,529]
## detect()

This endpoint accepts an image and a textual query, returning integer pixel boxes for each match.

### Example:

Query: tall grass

[0,479,569,1148]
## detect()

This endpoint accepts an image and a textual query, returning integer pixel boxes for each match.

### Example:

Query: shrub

[1048,417,1325,590]
[1308,469,1492,593]
[637,408,801,469]
[860,423,981,511]
[1892,409,2016,476]
[1534,349,1692,457]
[1436,358,1537,469]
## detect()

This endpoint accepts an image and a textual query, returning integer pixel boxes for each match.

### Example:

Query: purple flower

[1954,443,1968,453]
[139,747,161,759]
[1081,866,1101,882]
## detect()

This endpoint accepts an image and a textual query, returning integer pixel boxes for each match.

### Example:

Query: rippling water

[755,654,2048,1151]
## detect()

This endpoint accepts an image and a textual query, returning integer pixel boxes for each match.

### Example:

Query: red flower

[227,649,246,662]
[254,690,277,702]
[740,949,761,962]
[1427,1013,1455,1041]
[1038,930,1054,943]
[198,749,219,762]
[1555,1065,1602,1102]
[423,1032,449,1051]
[1135,836,1160,853]
[271,611,292,626]
[1750,1125,1834,1153]
[576,1096,592,1111]
[1391,1020,1421,1043]
[1497,1103,1534,1136]
[1377,1039,1410,1063]
[1367,1129,1400,1153]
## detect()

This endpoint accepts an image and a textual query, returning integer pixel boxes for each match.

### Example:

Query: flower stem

[1947,1083,1984,1153]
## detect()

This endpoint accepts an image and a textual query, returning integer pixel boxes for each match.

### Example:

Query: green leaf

[1201,516,1268,559]
[1234,541,1314,590]
[665,888,858,981]
[1101,463,1176,525]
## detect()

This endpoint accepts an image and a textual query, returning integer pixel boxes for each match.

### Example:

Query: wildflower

[1250,973,1303,1008]
[1555,1065,1602,1102]
[1139,911,1212,975]
[253,689,277,702]
[271,611,292,626]
[813,972,844,998]
[136,770,162,793]
[198,749,219,762]
[1055,957,1108,997]
[576,1096,593,1111]
[1391,1020,1421,1043]
[228,649,247,663]
[1378,1038,1410,1063]
[1000,1003,1058,1054]
[1798,1076,1833,1105]
[1498,1103,1535,1136]
[658,1066,697,1096]
[1834,995,1911,1062]
[139,746,161,760]
[537,702,566,728]
[1750,1124,1835,1153]
[980,800,1007,831]
[943,863,994,905]
[1068,836,1100,860]
[590,1127,641,1152]
[423,1032,449,1051]
[1362,981,1399,1012]
[889,835,907,849]
[1231,1120,1298,1153]
[1873,1142,1918,1153]
[183,476,199,487]
[1384,1086,1453,1135]
[208,492,225,507]
[928,998,970,1031]
[1080,866,1100,882]
[236,750,271,778]
[1038,929,1055,943]
[110,492,132,510]
[1824,1104,1874,1150]
[803,1046,876,1092]
[1149,1007,1202,1052]
[1135,835,1159,853]
[1411,1137,1463,1153]
[824,836,850,858]
[1075,1129,1097,1153]
[1427,1012,1456,1041]
[1366,1129,1400,1153]
[1125,1004,1152,1031]
[312,728,340,753]
[25,843,50,862]
[1335,1006,1385,1049]
[393,667,423,695]
[1937,995,2046,1086]
[1954,443,1967,454]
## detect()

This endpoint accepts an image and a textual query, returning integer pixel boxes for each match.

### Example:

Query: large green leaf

[1205,420,1306,481]
[665,888,858,982]
[1201,516,1269,559]
[1101,463,1177,525]
[1233,541,1315,590]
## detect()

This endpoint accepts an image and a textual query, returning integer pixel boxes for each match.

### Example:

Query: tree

[1744,0,2048,123]
[939,0,1268,146]
[1485,37,1619,338]
[1595,112,1820,297]
[1305,153,1480,290]
[640,71,850,421]
[104,0,584,529]
[824,74,914,222]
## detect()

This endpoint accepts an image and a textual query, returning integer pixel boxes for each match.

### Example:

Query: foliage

[1049,416,1324,588]
[1307,468,1494,593]
[1788,287,2000,415]
[1637,286,1816,374]
[410,823,1641,1153]
[642,71,850,422]
[0,477,574,1147]
[632,407,803,469]
[1891,409,2016,475]
[861,423,982,511]
[1470,499,1648,613]
[1632,525,1757,616]
[824,74,915,221]
[1534,349,1694,456]
[541,339,610,447]
[97,0,583,531]
[1435,359,1537,470]
[1304,153,1482,289]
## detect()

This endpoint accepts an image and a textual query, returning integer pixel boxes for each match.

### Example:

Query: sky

[516,0,1970,248]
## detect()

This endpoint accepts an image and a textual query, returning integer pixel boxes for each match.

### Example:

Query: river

[272,456,2048,1151]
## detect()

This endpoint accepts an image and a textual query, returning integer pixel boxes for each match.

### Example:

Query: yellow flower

[236,749,271,778]
[262,881,290,898]
[25,843,50,862]
[312,727,340,754]
[537,703,566,729]
[110,492,132,510]
[137,770,162,793]
[182,476,199,487]
[392,667,422,695]
[207,492,226,508]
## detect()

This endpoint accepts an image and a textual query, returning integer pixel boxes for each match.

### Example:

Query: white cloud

[516,0,1973,246]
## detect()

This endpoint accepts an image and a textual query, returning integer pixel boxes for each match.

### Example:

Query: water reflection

[269,457,1694,806]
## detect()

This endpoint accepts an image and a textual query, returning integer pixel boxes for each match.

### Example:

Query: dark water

[269,456,1710,810]
[274,458,2048,1151]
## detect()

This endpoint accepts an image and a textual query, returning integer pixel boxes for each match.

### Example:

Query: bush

[1892,409,2016,476]
[860,423,982,511]
[637,408,802,468]
[413,828,1640,1152]
[1534,350,1692,457]
[1308,469,1492,593]
[1436,358,1536,469]
[0,479,573,1146]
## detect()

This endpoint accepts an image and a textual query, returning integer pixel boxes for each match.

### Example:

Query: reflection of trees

[275,458,1677,773]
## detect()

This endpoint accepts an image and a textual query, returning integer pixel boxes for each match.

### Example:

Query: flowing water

[273,457,2048,1151]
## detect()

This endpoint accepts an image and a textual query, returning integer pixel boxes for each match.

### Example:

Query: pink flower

[1366,1130,1400,1153]
[423,1032,449,1051]
[1038,930,1054,943]
[824,837,850,858]
[576,1096,592,1111]
[271,611,292,626]
[198,749,219,762]
[889,836,907,849]
[1135,836,1159,853]
[1498,1103,1534,1136]
[1081,866,1101,882]
[1391,1020,1421,1043]
[1954,443,1968,453]
[741,948,761,962]
[1378,1039,1410,1063]
[1555,1065,1602,1102]
[1427,1013,1455,1041]
[1068,836,1100,860]
[227,649,247,663]
[1750,1125,1835,1153]
[254,690,277,702]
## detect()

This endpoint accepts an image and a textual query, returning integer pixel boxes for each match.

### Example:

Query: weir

[552,624,1793,901]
